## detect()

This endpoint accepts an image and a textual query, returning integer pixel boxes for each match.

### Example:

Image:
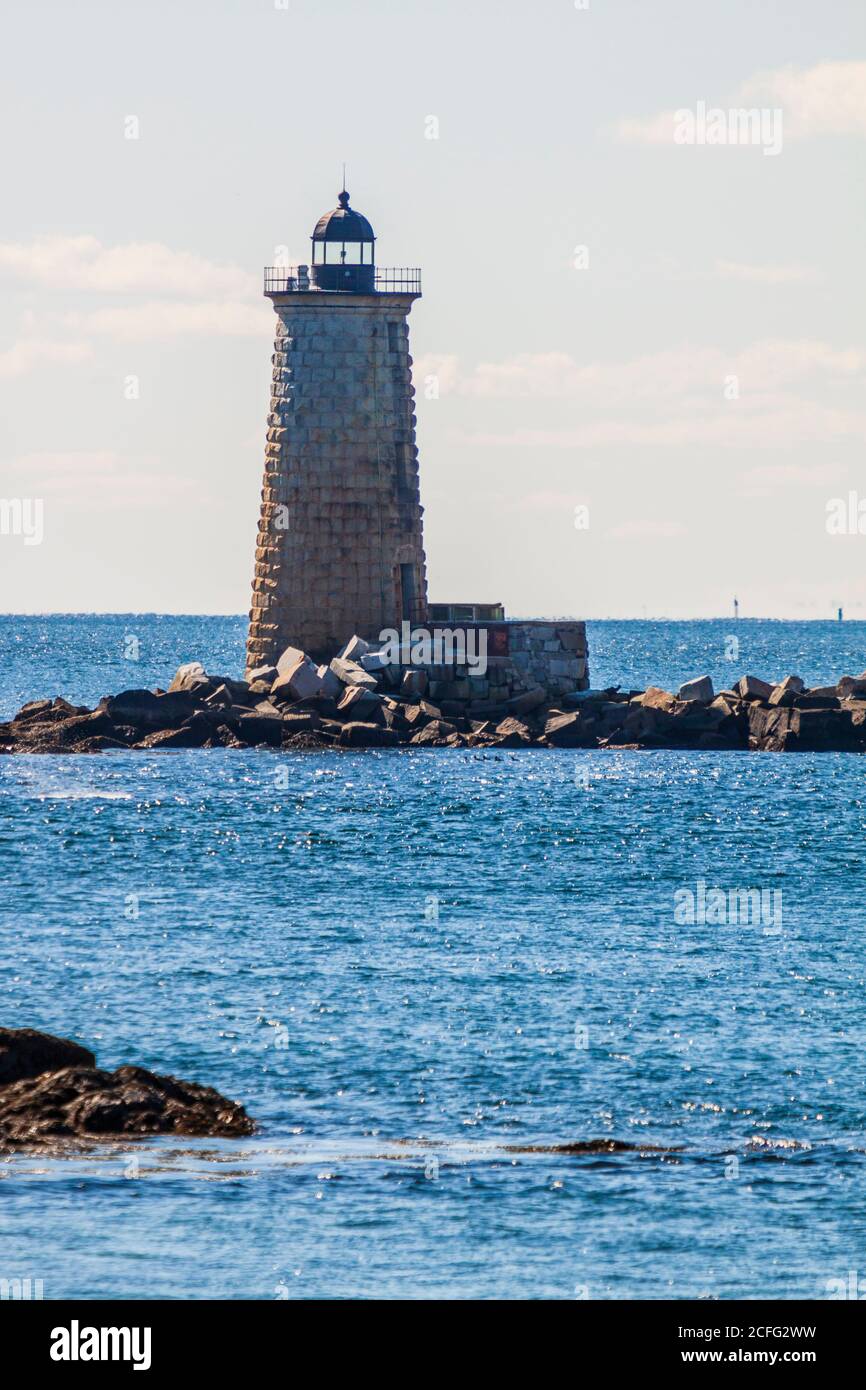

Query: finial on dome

[338,188,350,209]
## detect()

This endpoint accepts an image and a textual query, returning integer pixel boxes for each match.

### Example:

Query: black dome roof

[312,190,375,243]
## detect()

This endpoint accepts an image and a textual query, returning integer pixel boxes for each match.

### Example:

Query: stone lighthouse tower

[245,189,427,672]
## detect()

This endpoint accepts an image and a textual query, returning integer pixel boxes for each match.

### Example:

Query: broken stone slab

[788,707,858,750]
[506,686,546,715]
[204,683,235,708]
[360,650,391,673]
[337,685,382,719]
[233,713,283,745]
[748,705,795,751]
[410,720,458,745]
[329,657,379,690]
[836,675,866,698]
[11,699,54,722]
[316,664,345,699]
[271,659,323,702]
[134,722,212,750]
[492,716,533,747]
[338,635,371,663]
[203,677,251,704]
[769,675,805,706]
[101,689,197,729]
[275,645,308,675]
[544,712,587,747]
[168,661,209,693]
[247,664,278,686]
[737,675,774,701]
[400,669,428,697]
[638,687,678,711]
[561,688,615,707]
[338,722,398,748]
[677,676,714,703]
[793,693,840,710]
[0,1028,253,1148]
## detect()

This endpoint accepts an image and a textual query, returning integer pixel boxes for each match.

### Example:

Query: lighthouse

[245,188,427,672]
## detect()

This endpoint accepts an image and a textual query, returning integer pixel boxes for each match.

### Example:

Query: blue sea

[2,616,865,1300]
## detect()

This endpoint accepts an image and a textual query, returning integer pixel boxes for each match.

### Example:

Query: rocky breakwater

[544,670,866,753]
[4,643,866,754]
[0,628,588,753]
[0,1028,254,1149]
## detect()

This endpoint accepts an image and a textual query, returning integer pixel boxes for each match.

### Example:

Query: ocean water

[1,615,865,1301]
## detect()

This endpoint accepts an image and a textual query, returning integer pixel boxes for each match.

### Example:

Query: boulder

[316,664,345,699]
[769,675,805,707]
[329,657,378,690]
[639,687,678,712]
[134,723,210,750]
[0,1029,254,1148]
[401,669,428,697]
[338,635,371,663]
[793,693,840,710]
[410,720,457,745]
[271,659,323,702]
[337,722,398,748]
[677,676,714,703]
[12,699,53,722]
[737,675,774,702]
[168,661,208,693]
[492,716,533,747]
[544,712,587,747]
[360,650,391,673]
[789,708,858,751]
[102,689,197,729]
[247,664,278,686]
[506,686,547,715]
[337,685,381,720]
[275,645,308,674]
[0,1065,253,1147]
[280,713,321,742]
[0,1028,94,1086]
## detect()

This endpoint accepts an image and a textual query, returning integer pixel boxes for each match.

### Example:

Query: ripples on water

[1,617,865,1298]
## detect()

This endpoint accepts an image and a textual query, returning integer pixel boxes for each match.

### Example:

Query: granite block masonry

[246,189,427,673]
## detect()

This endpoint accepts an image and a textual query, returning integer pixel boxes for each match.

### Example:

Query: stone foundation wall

[505,621,589,700]
[373,620,590,715]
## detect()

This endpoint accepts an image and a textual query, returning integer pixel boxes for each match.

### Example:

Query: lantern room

[310,189,376,293]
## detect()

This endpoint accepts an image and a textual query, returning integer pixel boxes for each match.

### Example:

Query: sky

[0,0,864,618]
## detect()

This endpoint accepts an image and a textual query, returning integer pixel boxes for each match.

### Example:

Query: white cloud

[64,300,269,340]
[0,337,92,377]
[713,260,821,285]
[618,60,866,146]
[0,235,257,298]
[456,403,866,448]
[7,451,198,508]
[443,340,864,403]
[413,353,460,392]
[742,61,866,138]
[738,462,848,497]
[607,520,687,539]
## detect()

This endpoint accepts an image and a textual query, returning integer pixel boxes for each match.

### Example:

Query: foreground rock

[0,1028,253,1148]
[5,649,866,754]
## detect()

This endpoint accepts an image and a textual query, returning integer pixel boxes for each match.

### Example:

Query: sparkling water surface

[1,616,865,1299]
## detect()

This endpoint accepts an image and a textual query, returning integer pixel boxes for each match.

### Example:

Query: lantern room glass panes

[313,241,373,266]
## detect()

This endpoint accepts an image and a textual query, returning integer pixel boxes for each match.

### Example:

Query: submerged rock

[505,1138,678,1155]
[0,1029,253,1149]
